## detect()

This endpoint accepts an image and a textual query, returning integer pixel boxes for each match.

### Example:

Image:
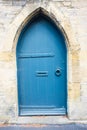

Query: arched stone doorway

[16,13,67,115]
[1,4,80,121]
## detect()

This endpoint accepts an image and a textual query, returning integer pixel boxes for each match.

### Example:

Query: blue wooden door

[17,15,67,115]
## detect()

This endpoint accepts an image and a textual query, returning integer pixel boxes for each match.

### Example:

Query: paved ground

[0,124,87,130]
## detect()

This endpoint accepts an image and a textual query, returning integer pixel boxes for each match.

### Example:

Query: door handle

[55,69,61,76]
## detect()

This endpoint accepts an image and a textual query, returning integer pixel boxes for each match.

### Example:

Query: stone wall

[0,0,87,124]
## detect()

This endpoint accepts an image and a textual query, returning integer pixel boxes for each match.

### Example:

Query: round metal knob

[55,69,61,76]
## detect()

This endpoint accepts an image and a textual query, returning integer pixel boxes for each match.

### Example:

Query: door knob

[55,68,61,76]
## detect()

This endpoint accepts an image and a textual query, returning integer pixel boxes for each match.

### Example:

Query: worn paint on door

[16,14,67,115]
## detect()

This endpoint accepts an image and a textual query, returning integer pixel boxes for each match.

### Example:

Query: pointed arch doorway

[16,13,67,116]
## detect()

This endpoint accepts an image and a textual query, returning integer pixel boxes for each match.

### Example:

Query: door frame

[16,15,67,115]
[16,8,68,116]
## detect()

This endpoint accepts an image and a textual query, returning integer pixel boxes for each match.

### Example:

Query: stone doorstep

[1,116,87,125]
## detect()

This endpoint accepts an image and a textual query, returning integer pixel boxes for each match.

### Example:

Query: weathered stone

[0,0,87,124]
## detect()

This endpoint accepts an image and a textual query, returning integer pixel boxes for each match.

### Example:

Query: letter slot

[36,71,48,77]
